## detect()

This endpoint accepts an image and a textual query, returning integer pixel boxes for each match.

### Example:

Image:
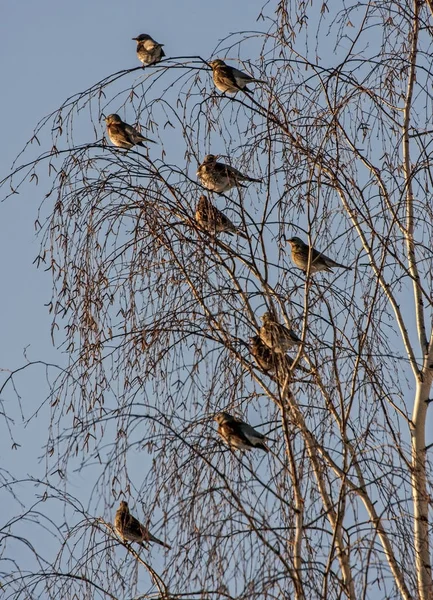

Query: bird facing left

[105,114,155,150]
[114,500,171,549]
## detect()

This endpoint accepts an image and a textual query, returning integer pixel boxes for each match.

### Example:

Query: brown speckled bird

[209,59,265,94]
[250,335,310,375]
[114,501,171,549]
[287,237,352,274]
[215,412,268,452]
[133,33,165,66]
[197,154,262,193]
[259,312,302,353]
[105,114,155,149]
[195,195,247,238]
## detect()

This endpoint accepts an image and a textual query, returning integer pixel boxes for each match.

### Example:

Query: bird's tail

[236,228,249,240]
[257,442,269,452]
[149,534,171,549]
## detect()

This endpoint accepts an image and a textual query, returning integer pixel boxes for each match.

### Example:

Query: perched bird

[209,59,265,94]
[287,237,352,274]
[259,312,302,353]
[195,195,247,239]
[114,501,171,549]
[105,114,155,150]
[250,335,309,375]
[214,412,268,452]
[197,154,262,193]
[132,33,165,66]
[249,335,278,372]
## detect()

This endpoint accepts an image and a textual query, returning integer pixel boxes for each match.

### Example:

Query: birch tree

[2,1,433,599]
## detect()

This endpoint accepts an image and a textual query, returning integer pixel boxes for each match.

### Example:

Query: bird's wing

[215,208,235,230]
[223,420,256,448]
[219,65,243,87]
[124,123,155,144]
[217,163,245,179]
[239,422,266,443]
[230,66,255,82]
[323,254,352,270]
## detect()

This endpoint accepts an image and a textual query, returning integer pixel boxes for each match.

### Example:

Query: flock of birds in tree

[109,33,352,550]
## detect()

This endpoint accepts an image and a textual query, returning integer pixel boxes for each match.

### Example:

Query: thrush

[197,154,262,193]
[132,33,165,66]
[214,412,268,452]
[287,237,352,274]
[195,195,247,238]
[250,335,310,375]
[114,501,171,549]
[259,312,302,353]
[209,59,265,94]
[105,114,155,149]
[249,335,278,372]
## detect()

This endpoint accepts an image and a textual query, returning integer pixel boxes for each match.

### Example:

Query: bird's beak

[132,37,138,41]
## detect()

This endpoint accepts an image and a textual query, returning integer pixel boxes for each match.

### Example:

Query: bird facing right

[259,312,302,353]
[132,33,165,66]
[114,500,171,549]
[214,412,269,452]
[105,114,155,150]
[197,154,262,193]
[287,236,352,274]
[209,59,266,94]
[195,195,247,238]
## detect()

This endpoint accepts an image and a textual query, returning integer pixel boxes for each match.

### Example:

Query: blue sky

[2,2,431,598]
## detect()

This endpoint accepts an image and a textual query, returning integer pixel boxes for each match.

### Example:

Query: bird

[105,114,155,150]
[214,412,268,452]
[287,237,352,274]
[195,195,247,238]
[132,33,165,66]
[259,312,302,353]
[249,335,310,375]
[249,335,278,372]
[114,501,171,549]
[209,59,266,94]
[197,154,262,193]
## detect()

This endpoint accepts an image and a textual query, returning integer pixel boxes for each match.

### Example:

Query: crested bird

[209,59,265,94]
[195,195,247,238]
[114,501,171,549]
[287,236,352,274]
[259,312,302,353]
[214,412,268,452]
[132,33,165,66]
[197,154,262,193]
[105,114,155,150]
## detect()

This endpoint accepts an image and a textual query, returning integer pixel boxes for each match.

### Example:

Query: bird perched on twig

[132,33,165,66]
[105,114,155,150]
[259,312,302,353]
[195,195,247,239]
[209,59,266,94]
[249,335,279,372]
[197,154,262,193]
[249,335,310,375]
[114,501,171,549]
[287,237,352,274]
[214,412,269,452]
